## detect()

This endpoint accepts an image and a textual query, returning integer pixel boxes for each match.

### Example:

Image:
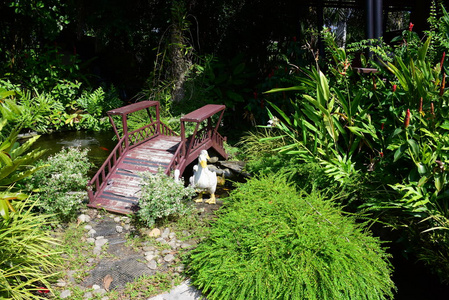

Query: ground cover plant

[137,170,196,227]
[25,147,93,223]
[187,175,396,300]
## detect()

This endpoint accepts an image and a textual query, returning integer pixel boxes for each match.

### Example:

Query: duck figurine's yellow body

[190,149,217,204]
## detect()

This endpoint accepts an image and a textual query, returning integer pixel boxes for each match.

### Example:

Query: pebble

[161,249,171,255]
[116,225,123,233]
[143,245,156,252]
[147,260,158,270]
[169,232,176,239]
[114,217,121,223]
[84,291,93,299]
[87,238,95,244]
[93,247,102,256]
[181,243,193,249]
[88,229,97,237]
[60,290,72,299]
[93,288,107,296]
[145,254,157,261]
[95,238,108,248]
[161,228,170,239]
[84,224,93,230]
[93,284,101,290]
[164,254,175,263]
[124,224,131,231]
[78,214,91,223]
[56,279,67,287]
[155,237,168,245]
[149,228,161,237]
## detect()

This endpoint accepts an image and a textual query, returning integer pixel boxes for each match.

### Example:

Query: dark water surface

[29,130,116,175]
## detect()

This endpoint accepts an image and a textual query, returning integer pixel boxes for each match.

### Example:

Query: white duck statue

[190,149,217,204]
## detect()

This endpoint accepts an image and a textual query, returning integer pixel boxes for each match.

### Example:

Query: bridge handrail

[166,140,186,176]
[87,135,127,202]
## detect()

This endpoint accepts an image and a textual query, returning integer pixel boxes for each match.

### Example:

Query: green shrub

[137,170,196,227]
[187,175,395,300]
[0,199,61,299]
[26,147,92,222]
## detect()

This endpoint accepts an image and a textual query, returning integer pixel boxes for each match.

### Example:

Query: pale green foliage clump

[137,170,196,227]
[0,200,61,299]
[187,176,395,300]
[27,147,92,222]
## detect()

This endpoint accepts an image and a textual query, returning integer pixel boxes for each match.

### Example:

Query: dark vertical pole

[366,0,374,40]
[373,0,383,39]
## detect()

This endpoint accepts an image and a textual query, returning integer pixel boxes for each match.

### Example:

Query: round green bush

[187,175,395,300]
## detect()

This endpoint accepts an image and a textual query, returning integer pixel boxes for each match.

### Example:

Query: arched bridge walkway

[87,101,227,214]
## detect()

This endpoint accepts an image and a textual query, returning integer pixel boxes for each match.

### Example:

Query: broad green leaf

[407,139,419,158]
[394,143,408,162]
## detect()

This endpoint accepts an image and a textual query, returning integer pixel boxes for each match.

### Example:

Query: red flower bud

[381,123,385,130]
[392,84,397,92]
[409,22,414,32]
[37,287,50,294]
[404,109,411,128]
[380,152,384,158]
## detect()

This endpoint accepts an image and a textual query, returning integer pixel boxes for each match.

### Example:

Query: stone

[93,289,107,296]
[83,291,93,299]
[84,224,93,231]
[87,258,95,263]
[96,236,105,240]
[147,260,157,270]
[92,284,101,290]
[87,238,95,244]
[116,225,123,233]
[149,228,161,238]
[155,237,168,245]
[168,240,178,249]
[145,254,156,262]
[208,156,219,163]
[95,238,108,248]
[93,247,102,256]
[164,254,175,263]
[169,232,176,239]
[101,297,110,300]
[60,290,72,299]
[181,243,193,249]
[122,217,130,224]
[77,214,91,224]
[161,228,170,239]
[56,279,67,287]
[124,224,131,231]
[114,217,121,223]
[143,246,155,252]
[87,229,96,237]
[161,249,171,255]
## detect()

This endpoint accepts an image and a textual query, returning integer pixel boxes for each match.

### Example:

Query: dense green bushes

[25,147,92,222]
[187,176,395,300]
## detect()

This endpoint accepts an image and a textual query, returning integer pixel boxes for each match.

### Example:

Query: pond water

[29,130,116,175]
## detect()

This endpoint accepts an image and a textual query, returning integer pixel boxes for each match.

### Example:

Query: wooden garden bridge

[87,101,228,215]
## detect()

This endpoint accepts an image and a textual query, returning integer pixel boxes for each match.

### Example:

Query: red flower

[381,123,385,130]
[404,109,411,128]
[380,152,384,158]
[392,84,397,92]
[409,22,414,32]
[37,287,50,294]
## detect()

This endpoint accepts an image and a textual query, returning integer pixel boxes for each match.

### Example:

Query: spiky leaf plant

[187,175,395,300]
[0,199,61,299]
